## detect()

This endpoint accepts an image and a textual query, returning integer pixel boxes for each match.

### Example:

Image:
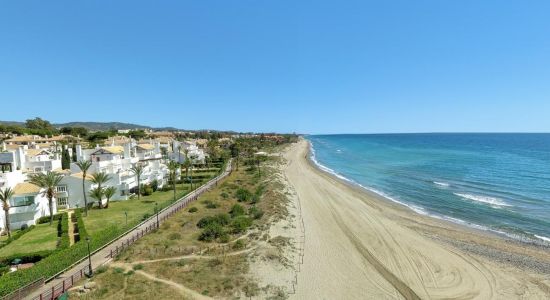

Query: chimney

[76,144,83,161]
[124,142,132,158]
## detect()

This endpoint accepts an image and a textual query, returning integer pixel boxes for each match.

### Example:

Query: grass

[68,157,288,299]
[83,184,193,236]
[0,224,58,258]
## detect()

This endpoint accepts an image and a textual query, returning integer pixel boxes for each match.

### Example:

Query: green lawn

[0,223,58,258]
[83,168,220,236]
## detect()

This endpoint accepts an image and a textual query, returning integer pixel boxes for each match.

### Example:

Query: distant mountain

[55,121,151,131]
[0,120,153,131]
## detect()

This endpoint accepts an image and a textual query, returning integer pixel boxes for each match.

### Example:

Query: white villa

[0,182,56,232]
[59,140,168,209]
[170,140,206,164]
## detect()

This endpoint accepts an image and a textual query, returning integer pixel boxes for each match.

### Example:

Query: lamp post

[124,211,128,226]
[155,202,159,228]
[86,236,93,277]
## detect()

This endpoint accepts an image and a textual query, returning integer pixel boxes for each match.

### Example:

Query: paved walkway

[25,160,232,300]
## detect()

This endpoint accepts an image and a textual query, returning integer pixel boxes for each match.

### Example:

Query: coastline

[284,138,550,299]
[308,138,550,246]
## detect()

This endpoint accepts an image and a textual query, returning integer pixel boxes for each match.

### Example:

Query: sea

[307,134,550,244]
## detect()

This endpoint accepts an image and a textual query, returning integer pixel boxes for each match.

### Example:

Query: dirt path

[284,139,550,299]
[111,262,209,300]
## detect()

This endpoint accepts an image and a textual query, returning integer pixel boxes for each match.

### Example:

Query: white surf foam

[306,140,546,246]
[535,235,550,243]
[454,193,512,207]
[433,181,450,187]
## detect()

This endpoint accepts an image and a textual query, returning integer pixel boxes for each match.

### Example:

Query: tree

[71,144,77,162]
[90,172,111,209]
[61,148,71,170]
[75,160,92,216]
[0,187,14,238]
[103,186,117,209]
[168,161,179,202]
[29,171,64,225]
[88,187,104,209]
[130,164,145,200]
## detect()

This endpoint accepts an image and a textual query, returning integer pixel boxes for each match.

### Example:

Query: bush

[231,216,252,234]
[235,188,252,202]
[188,207,198,213]
[133,264,144,270]
[202,200,218,209]
[0,218,129,296]
[233,239,245,249]
[248,206,264,220]
[150,179,159,192]
[141,213,151,221]
[198,223,224,242]
[197,214,230,228]
[220,192,229,199]
[229,204,245,218]
[142,185,154,196]
[36,213,63,224]
[57,213,70,249]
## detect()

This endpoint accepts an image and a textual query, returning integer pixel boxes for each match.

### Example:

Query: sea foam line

[306,140,550,246]
[453,193,512,207]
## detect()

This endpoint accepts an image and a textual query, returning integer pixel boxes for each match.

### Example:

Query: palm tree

[29,171,64,225]
[130,164,145,200]
[90,172,111,209]
[75,160,92,216]
[103,186,117,209]
[88,187,104,208]
[168,161,179,202]
[0,187,14,238]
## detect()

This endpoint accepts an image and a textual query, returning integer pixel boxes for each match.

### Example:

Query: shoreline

[306,139,550,247]
[284,139,550,299]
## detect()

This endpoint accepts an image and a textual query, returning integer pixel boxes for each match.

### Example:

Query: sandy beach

[282,139,550,299]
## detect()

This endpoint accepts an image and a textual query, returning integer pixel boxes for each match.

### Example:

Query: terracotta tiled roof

[13,182,41,195]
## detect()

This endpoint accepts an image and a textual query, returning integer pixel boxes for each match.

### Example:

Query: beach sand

[283,139,550,299]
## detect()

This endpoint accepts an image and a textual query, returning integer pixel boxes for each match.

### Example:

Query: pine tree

[62,148,71,169]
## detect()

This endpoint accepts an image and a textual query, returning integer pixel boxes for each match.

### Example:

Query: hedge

[36,213,63,224]
[57,213,70,250]
[0,224,124,297]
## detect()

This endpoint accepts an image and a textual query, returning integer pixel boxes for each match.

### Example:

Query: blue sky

[1,1,550,134]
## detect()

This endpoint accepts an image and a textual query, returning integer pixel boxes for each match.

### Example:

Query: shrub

[248,206,264,220]
[57,213,70,249]
[188,207,198,213]
[36,213,63,224]
[142,185,154,196]
[231,216,252,234]
[197,214,230,228]
[133,264,144,270]
[203,200,218,209]
[168,233,181,240]
[141,213,151,221]
[235,188,252,202]
[150,179,159,192]
[220,192,229,199]
[219,233,230,243]
[233,239,245,249]
[198,223,224,242]
[229,204,245,218]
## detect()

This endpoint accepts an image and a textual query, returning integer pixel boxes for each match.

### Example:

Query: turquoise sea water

[307,134,550,244]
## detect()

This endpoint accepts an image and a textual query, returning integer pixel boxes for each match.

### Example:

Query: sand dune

[284,140,550,299]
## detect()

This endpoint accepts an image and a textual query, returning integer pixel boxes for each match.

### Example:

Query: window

[56,186,67,193]
[10,196,35,207]
[57,197,68,207]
